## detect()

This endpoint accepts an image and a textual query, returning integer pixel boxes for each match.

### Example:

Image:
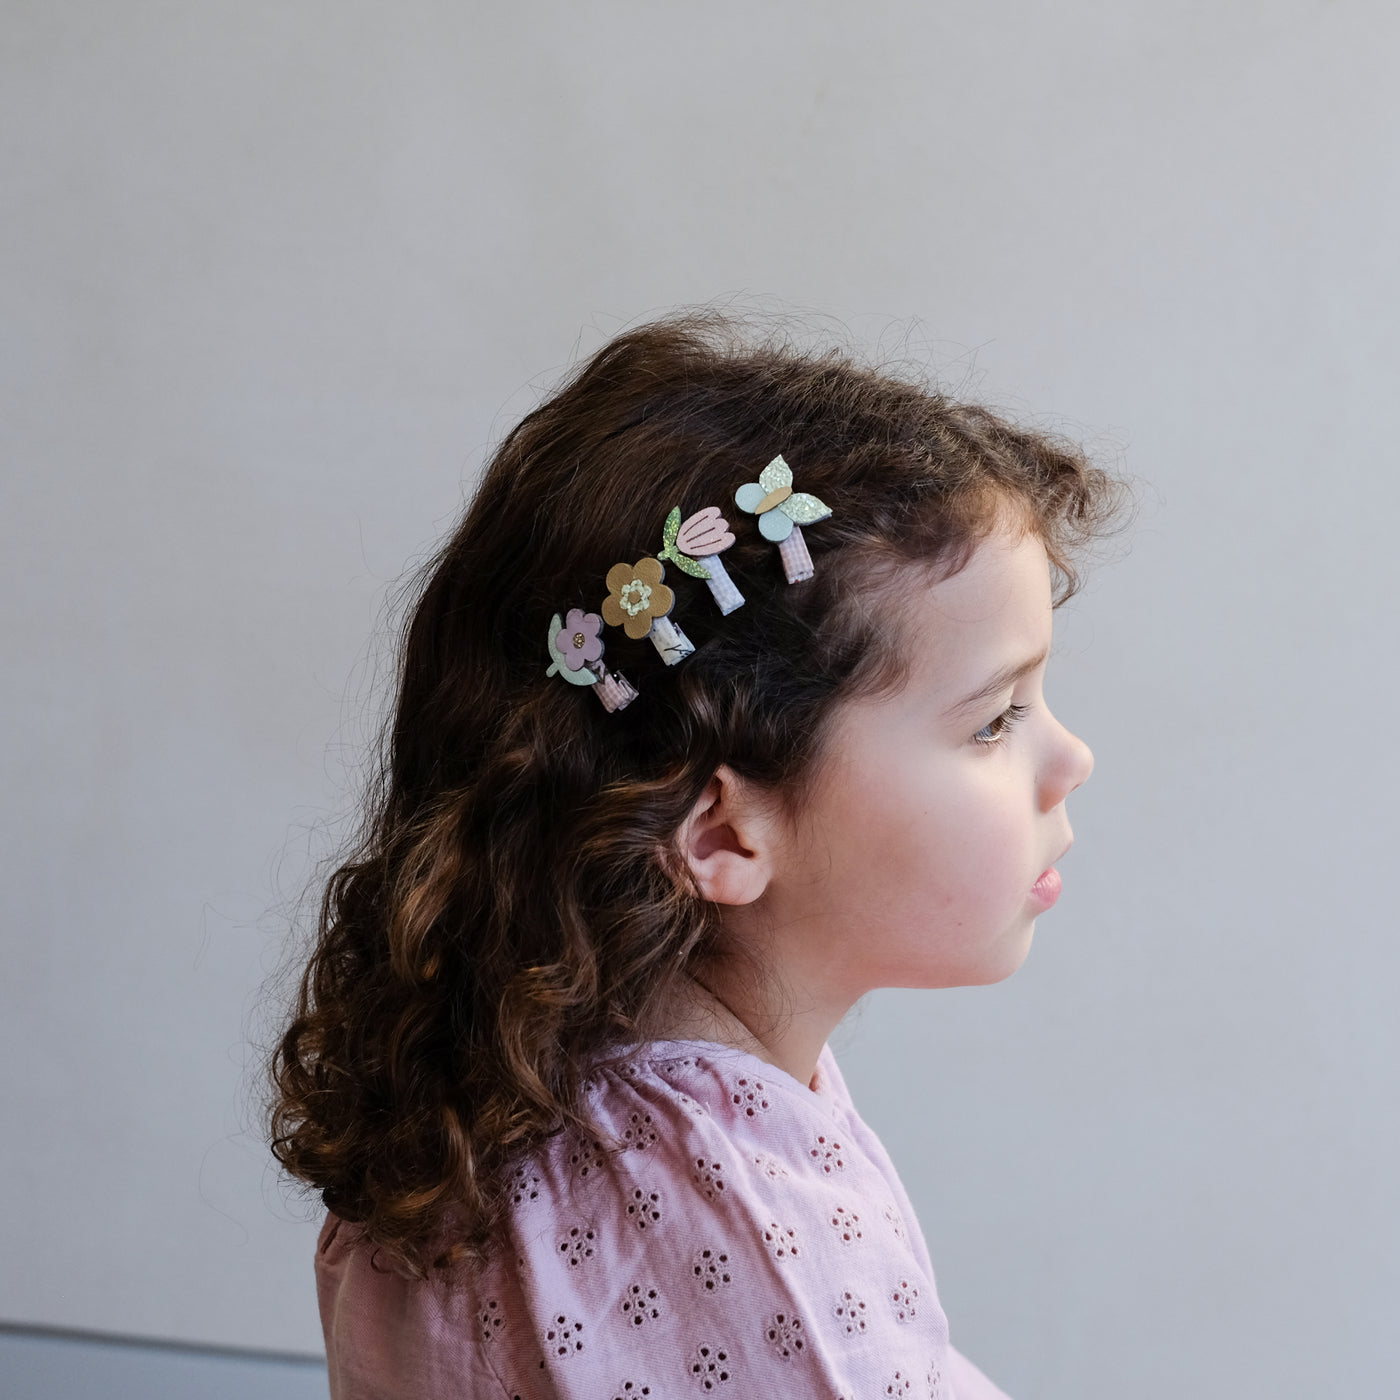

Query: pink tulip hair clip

[734,454,832,583]
[545,608,638,712]
[656,505,745,615]
[601,556,695,664]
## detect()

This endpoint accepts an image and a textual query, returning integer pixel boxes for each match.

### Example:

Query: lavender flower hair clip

[545,608,638,711]
[657,505,745,615]
[734,454,832,583]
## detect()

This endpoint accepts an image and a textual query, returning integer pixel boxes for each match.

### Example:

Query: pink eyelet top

[315,1040,1013,1399]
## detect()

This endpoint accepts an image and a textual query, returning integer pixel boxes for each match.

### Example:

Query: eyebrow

[942,648,1050,720]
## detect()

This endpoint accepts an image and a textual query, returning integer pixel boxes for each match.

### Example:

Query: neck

[659,968,850,1091]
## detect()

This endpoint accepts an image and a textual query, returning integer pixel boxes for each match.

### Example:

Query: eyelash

[973,703,1030,749]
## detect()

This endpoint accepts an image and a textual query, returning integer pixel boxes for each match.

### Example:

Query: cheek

[800,729,1032,913]
[818,754,968,896]
[790,765,906,902]
[879,763,1030,913]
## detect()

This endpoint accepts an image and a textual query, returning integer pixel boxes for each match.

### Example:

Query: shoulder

[522,1041,863,1231]
[497,1042,955,1395]
[314,1044,966,1398]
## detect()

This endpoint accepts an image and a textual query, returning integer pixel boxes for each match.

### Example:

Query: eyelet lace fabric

[315,1040,1014,1400]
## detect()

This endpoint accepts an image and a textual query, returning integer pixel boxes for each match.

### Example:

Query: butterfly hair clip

[734,454,833,583]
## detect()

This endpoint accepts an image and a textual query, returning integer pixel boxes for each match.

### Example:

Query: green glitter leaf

[658,506,711,578]
[671,553,711,580]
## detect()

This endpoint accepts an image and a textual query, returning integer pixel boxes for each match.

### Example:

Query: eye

[973,703,1029,749]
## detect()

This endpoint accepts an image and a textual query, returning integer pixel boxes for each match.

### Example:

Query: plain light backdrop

[3,3,1397,1398]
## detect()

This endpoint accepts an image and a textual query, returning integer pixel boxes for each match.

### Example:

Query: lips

[1030,866,1061,908]
[1030,839,1071,909]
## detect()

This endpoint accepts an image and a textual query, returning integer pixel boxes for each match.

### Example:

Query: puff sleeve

[315,1041,1013,1400]
[487,1045,1008,1399]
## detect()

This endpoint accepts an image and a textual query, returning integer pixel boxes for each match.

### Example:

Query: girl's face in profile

[764,520,1095,999]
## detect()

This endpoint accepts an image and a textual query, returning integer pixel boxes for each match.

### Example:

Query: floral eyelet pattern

[691,1246,733,1292]
[764,1310,805,1360]
[690,1343,732,1390]
[543,1313,585,1358]
[329,1048,961,1396]
[509,1165,542,1205]
[675,1089,708,1117]
[692,1157,726,1199]
[810,1134,845,1173]
[568,1137,604,1180]
[761,1222,800,1260]
[557,1224,597,1268]
[478,1299,504,1343]
[623,1110,658,1150]
[731,1077,771,1116]
[752,1151,788,1181]
[619,1283,662,1328]
[833,1289,867,1335]
[890,1278,920,1321]
[829,1205,863,1244]
[884,1202,908,1242]
[625,1185,663,1230]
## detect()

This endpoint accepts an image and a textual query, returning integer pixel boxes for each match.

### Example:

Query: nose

[1066,729,1094,794]
[1039,712,1094,812]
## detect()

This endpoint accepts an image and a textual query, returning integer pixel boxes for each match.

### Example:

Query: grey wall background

[4,2,1397,1397]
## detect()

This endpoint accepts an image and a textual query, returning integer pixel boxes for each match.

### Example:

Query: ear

[673,764,777,906]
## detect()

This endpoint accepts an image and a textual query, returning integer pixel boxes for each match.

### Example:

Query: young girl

[269,312,1128,1399]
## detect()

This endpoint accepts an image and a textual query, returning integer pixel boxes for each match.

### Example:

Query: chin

[902,951,1031,990]
[978,931,1037,985]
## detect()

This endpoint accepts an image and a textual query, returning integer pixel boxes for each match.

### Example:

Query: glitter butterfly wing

[737,454,828,542]
[757,456,793,494]
[780,491,832,526]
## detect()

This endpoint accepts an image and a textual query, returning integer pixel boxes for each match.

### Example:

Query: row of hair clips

[545,454,832,712]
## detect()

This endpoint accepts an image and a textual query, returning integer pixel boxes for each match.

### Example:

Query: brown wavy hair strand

[267,312,1134,1281]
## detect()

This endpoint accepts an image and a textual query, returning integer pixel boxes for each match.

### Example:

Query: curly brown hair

[266,311,1133,1282]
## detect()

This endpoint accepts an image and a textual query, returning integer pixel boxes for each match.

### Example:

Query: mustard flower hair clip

[734,454,832,583]
[545,608,638,711]
[657,505,745,615]
[601,555,695,664]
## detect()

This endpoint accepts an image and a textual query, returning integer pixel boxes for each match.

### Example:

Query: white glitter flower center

[620,581,652,616]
